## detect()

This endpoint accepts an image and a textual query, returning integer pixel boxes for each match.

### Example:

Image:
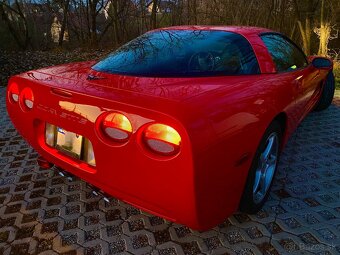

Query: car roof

[157,25,273,36]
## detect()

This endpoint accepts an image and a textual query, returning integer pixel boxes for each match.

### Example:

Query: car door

[260,33,322,123]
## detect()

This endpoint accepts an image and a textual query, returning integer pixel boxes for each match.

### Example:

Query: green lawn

[335,78,340,98]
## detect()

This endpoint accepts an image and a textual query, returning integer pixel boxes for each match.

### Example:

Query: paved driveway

[0,87,339,255]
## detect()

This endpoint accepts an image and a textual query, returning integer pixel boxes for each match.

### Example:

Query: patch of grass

[336,78,340,90]
[334,61,340,90]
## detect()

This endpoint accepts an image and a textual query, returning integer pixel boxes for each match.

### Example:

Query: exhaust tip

[55,167,74,181]
[86,183,111,203]
[37,156,54,169]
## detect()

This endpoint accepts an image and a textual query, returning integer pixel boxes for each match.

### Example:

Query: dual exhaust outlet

[37,156,111,203]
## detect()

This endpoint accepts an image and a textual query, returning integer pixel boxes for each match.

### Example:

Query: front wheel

[314,71,335,111]
[239,120,282,214]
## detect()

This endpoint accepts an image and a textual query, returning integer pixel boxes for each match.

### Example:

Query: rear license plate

[55,127,83,159]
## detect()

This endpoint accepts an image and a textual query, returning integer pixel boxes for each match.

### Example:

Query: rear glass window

[92,30,260,77]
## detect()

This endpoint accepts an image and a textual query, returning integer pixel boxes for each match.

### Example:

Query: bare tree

[314,0,339,56]
[88,0,104,47]
[1,0,340,55]
[293,0,320,55]
[58,0,70,46]
[0,0,31,49]
[150,0,158,29]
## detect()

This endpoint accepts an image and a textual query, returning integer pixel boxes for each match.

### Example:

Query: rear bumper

[6,77,202,229]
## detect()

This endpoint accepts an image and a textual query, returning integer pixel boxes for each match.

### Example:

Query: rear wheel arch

[314,71,335,111]
[257,112,287,153]
[272,112,287,150]
[239,119,282,213]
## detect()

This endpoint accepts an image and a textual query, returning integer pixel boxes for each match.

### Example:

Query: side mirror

[311,57,333,69]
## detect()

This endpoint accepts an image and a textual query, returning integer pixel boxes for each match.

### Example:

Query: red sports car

[6,26,335,230]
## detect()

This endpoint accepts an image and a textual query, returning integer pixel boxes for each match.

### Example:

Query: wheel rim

[253,133,279,204]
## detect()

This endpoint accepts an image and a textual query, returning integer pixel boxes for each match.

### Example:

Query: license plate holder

[55,127,83,159]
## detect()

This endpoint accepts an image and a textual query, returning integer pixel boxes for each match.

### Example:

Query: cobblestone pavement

[0,87,340,255]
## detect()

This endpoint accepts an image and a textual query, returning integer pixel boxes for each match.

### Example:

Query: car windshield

[92,30,260,77]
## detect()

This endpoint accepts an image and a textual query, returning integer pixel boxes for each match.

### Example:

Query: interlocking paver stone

[0,87,340,254]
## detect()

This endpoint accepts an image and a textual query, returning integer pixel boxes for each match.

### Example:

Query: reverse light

[84,139,96,166]
[45,123,56,147]
[143,123,181,156]
[8,82,19,102]
[101,112,132,142]
[20,87,34,110]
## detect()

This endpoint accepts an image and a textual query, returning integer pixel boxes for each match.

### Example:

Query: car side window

[260,34,308,72]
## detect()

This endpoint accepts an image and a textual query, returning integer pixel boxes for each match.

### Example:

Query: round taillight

[20,87,34,110]
[101,112,132,142]
[8,83,19,103]
[143,123,181,156]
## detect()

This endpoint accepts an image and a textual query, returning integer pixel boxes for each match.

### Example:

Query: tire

[314,71,335,111]
[239,120,282,214]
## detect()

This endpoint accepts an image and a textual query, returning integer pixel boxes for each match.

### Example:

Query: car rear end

[6,73,201,228]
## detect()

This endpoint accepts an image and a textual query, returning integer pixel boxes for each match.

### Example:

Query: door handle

[311,70,320,80]
[294,75,303,87]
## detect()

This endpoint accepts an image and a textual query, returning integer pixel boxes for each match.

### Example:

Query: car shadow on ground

[0,87,339,255]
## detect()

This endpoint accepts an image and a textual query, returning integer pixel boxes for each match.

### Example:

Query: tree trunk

[279,0,287,32]
[192,0,197,25]
[317,0,330,56]
[14,0,30,49]
[0,3,25,49]
[58,0,70,47]
[150,0,158,29]
[112,0,120,46]
[266,0,274,27]
[298,18,311,55]
[318,23,331,56]
[91,12,97,47]
[88,0,100,48]
[0,0,31,49]
[187,0,198,25]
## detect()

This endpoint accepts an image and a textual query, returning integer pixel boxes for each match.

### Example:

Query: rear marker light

[8,83,19,102]
[143,124,181,156]
[101,112,132,142]
[12,94,19,102]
